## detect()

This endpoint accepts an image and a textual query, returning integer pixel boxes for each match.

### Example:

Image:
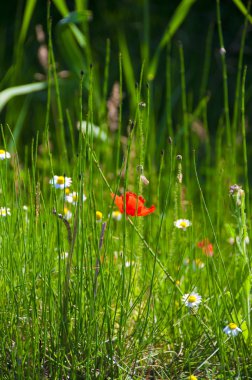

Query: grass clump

[0,1,252,379]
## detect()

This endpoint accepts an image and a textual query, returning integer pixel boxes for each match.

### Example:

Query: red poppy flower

[197,239,214,257]
[111,191,155,217]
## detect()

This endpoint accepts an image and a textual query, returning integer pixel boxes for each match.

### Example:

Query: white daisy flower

[0,149,11,160]
[125,261,136,268]
[49,175,72,189]
[174,219,191,231]
[65,191,86,205]
[63,207,72,221]
[223,323,242,336]
[182,292,202,308]
[111,210,122,221]
[0,207,11,216]
[194,258,205,269]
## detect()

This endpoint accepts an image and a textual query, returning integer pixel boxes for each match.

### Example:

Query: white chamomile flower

[125,261,135,268]
[182,292,202,308]
[174,219,192,231]
[223,323,242,337]
[49,175,72,189]
[0,207,11,216]
[111,210,122,221]
[65,191,87,205]
[63,207,72,221]
[0,149,11,160]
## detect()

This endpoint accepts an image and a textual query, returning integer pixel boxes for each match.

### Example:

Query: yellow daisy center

[96,211,103,220]
[0,150,5,154]
[180,221,187,228]
[73,193,78,201]
[229,322,237,330]
[64,207,69,214]
[113,211,120,217]
[65,188,70,195]
[188,295,197,303]
[188,376,197,380]
[57,176,65,184]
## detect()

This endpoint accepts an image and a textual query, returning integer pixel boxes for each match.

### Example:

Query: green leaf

[56,26,87,76]
[231,0,252,23]
[118,33,136,102]
[0,82,47,112]
[53,0,87,47]
[19,0,37,46]
[148,0,197,80]
[59,10,92,25]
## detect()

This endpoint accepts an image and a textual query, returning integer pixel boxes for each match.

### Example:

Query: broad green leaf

[0,82,47,112]
[232,0,252,23]
[59,10,92,25]
[118,33,136,102]
[52,0,69,17]
[148,0,197,80]
[56,26,87,76]
[75,0,88,11]
[19,0,37,46]
[52,0,87,47]
[8,97,31,150]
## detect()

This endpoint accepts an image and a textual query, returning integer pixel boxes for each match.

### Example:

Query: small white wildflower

[219,47,226,56]
[61,252,69,259]
[0,149,11,160]
[140,175,149,186]
[125,261,135,268]
[245,236,249,245]
[229,184,244,206]
[174,219,191,231]
[194,258,205,269]
[227,237,235,245]
[182,292,202,308]
[49,175,72,189]
[63,207,72,221]
[236,236,250,245]
[111,210,122,221]
[65,191,86,205]
[223,323,242,337]
[0,207,11,217]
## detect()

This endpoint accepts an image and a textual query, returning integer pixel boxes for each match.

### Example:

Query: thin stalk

[116,53,123,175]
[241,66,250,220]
[166,42,173,138]
[178,42,189,188]
[216,0,231,148]
[232,2,250,174]
[199,22,214,99]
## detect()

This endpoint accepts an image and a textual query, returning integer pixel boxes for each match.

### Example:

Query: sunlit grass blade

[0,82,47,112]
[148,0,197,80]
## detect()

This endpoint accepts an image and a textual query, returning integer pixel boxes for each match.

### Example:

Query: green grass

[0,1,251,379]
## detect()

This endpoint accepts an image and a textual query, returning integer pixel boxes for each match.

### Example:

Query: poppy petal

[138,205,156,216]
[111,191,155,217]
[111,193,124,213]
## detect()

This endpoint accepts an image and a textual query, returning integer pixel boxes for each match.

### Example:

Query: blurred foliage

[0,0,252,158]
